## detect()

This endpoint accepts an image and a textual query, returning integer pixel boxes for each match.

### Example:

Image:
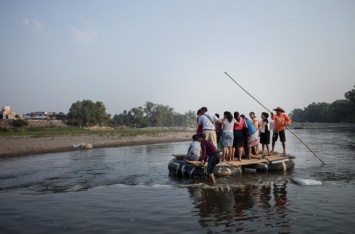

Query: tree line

[66,85,355,127]
[110,102,196,128]
[67,100,197,128]
[289,86,355,123]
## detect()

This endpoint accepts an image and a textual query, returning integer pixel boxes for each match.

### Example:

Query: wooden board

[265,155,289,162]
[187,158,268,167]
[186,160,203,167]
[223,159,268,166]
[186,155,290,167]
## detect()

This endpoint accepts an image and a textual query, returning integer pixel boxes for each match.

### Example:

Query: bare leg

[266,144,270,156]
[222,146,227,161]
[271,141,275,153]
[209,173,216,185]
[237,147,242,161]
[282,141,286,155]
[246,148,251,159]
[249,146,261,159]
[229,146,234,161]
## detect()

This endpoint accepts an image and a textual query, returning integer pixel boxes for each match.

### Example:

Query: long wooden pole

[224,71,325,165]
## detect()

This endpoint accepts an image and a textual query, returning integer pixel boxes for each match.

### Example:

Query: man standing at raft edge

[198,133,220,185]
[198,107,220,148]
[270,107,291,156]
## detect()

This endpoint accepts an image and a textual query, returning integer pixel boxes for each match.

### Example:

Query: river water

[1,128,355,233]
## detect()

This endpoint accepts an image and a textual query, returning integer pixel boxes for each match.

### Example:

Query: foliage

[290,86,355,123]
[110,101,197,128]
[67,100,111,127]
[11,119,28,127]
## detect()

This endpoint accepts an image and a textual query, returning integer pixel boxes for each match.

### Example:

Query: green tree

[328,100,349,122]
[152,104,174,127]
[144,101,155,126]
[289,108,305,122]
[111,110,129,127]
[67,100,110,127]
[303,102,330,122]
[345,85,355,104]
[289,85,355,123]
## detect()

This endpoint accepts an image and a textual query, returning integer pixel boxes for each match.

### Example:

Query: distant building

[23,111,52,120]
[23,111,66,120]
[1,105,17,119]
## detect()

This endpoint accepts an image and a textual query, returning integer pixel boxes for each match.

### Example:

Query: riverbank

[290,122,355,129]
[0,131,193,158]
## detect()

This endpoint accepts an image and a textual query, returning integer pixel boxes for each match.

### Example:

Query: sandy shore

[0,131,193,158]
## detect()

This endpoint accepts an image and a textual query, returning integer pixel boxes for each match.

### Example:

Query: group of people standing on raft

[185,106,291,184]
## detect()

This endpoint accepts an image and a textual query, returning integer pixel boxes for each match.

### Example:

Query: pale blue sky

[1,0,354,117]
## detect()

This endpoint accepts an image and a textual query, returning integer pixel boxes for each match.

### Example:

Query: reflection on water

[0,127,355,233]
[185,181,290,233]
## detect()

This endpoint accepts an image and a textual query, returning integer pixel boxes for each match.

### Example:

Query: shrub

[11,119,29,128]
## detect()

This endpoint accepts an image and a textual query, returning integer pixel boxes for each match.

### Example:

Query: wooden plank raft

[185,151,290,167]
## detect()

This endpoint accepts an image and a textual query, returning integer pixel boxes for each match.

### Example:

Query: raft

[168,152,295,177]
[242,155,295,173]
[168,155,242,178]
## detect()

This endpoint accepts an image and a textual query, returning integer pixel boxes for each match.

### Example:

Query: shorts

[221,132,234,147]
[272,130,286,142]
[206,153,220,175]
[260,131,270,144]
[233,130,245,148]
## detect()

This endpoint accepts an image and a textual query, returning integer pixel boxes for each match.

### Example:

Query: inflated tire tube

[243,158,295,173]
[168,158,242,177]
[168,158,204,178]
[214,165,242,177]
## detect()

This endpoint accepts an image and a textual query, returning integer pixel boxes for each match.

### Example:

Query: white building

[1,105,16,119]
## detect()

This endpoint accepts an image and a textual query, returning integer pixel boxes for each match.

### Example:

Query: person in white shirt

[186,134,201,161]
[221,111,235,161]
[197,107,221,148]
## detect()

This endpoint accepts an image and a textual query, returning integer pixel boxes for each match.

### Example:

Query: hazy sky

[1,0,354,117]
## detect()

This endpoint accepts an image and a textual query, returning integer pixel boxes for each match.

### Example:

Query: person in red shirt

[196,109,203,134]
[270,107,291,156]
[198,133,220,185]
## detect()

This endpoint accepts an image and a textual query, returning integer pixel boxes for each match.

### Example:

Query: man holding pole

[224,71,325,165]
[270,107,291,156]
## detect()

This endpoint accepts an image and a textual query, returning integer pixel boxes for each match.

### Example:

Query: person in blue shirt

[241,115,261,159]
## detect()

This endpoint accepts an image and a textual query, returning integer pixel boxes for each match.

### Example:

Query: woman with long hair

[221,111,235,161]
[232,112,244,161]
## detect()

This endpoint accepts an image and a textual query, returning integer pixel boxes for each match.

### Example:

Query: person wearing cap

[198,133,220,185]
[186,134,201,161]
[197,107,221,148]
[270,107,291,156]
